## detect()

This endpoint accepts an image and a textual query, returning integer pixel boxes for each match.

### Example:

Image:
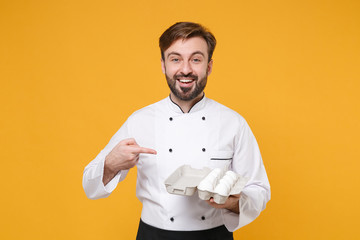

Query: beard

[166,73,208,101]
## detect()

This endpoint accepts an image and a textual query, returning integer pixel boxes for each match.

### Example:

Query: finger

[135,147,157,155]
[208,198,218,205]
[120,138,138,146]
[206,199,223,208]
[210,198,223,206]
[229,194,241,199]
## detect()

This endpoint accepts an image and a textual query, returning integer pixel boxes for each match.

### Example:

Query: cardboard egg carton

[164,165,211,196]
[164,165,248,204]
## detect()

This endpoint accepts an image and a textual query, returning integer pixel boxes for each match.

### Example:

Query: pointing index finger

[133,146,157,155]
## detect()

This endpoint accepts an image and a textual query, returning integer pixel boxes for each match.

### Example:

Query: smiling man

[83,22,270,240]
[162,35,212,112]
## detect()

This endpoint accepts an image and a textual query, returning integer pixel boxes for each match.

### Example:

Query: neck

[170,92,204,113]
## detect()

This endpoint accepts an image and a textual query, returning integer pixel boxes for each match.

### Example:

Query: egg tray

[164,165,248,204]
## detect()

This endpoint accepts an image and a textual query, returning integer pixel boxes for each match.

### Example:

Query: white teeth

[179,79,193,83]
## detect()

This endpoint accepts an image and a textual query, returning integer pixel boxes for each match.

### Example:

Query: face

[161,37,213,102]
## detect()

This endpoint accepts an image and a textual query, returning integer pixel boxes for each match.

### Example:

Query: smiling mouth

[178,79,194,83]
[174,74,198,84]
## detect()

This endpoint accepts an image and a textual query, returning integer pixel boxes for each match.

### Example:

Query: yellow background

[1,0,359,239]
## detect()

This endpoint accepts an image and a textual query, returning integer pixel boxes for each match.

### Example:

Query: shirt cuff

[221,208,240,232]
[221,193,250,232]
[104,170,122,193]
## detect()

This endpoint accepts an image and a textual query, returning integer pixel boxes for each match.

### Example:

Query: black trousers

[136,219,234,240]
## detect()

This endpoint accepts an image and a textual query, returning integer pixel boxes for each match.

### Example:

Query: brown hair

[159,22,216,62]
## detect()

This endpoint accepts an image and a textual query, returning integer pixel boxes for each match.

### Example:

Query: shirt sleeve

[222,120,271,232]
[82,119,131,200]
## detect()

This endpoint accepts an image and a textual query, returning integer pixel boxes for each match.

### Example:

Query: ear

[207,59,213,75]
[161,58,165,74]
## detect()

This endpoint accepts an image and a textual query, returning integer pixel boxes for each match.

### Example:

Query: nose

[180,61,193,75]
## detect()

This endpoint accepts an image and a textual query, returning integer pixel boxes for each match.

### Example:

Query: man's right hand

[103,138,157,185]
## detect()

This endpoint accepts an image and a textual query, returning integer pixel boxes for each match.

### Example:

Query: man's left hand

[206,194,240,214]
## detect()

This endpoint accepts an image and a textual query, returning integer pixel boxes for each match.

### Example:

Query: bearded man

[83,22,270,240]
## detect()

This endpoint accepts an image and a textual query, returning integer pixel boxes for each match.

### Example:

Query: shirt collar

[167,94,207,114]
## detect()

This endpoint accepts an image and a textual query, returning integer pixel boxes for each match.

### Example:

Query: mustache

[174,74,198,81]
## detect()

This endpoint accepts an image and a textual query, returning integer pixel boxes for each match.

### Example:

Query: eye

[170,58,180,62]
[192,57,202,63]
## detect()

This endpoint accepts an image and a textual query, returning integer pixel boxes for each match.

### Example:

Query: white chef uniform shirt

[83,96,270,232]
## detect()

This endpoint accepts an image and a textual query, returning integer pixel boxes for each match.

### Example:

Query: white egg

[225,171,238,181]
[214,182,230,196]
[198,174,217,191]
[197,180,213,191]
[222,175,235,187]
[219,178,232,190]
[205,175,216,185]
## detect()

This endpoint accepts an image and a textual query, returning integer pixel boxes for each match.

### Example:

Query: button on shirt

[82,96,271,232]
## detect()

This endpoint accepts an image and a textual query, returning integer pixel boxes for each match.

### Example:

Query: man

[83,22,270,239]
